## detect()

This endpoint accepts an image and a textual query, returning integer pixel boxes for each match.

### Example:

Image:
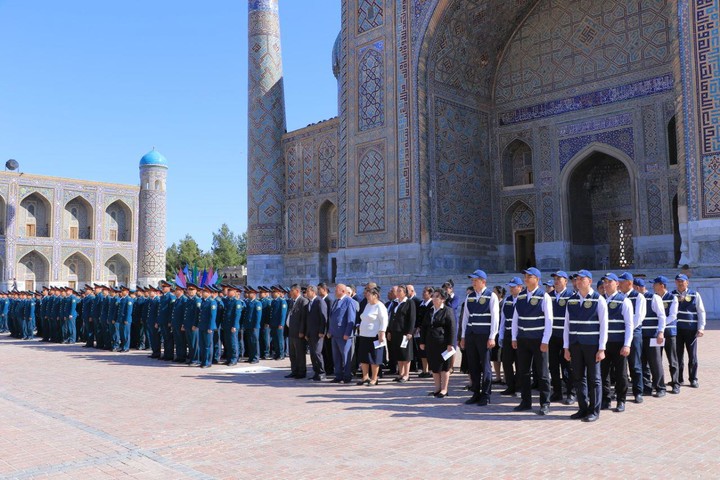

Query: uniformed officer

[64,288,79,344]
[460,269,499,406]
[146,287,162,358]
[511,267,553,415]
[549,271,575,404]
[244,287,262,364]
[270,286,288,360]
[222,285,243,366]
[673,273,706,388]
[184,284,202,366]
[564,270,608,422]
[171,285,188,362]
[134,288,148,350]
[259,287,272,359]
[499,277,522,397]
[198,285,218,368]
[118,286,133,352]
[210,286,224,364]
[158,281,176,361]
[637,279,667,397]
[24,291,36,340]
[599,273,633,412]
[617,273,647,403]
[653,276,680,394]
[81,285,95,348]
[0,292,9,334]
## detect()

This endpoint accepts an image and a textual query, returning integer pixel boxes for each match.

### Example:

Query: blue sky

[0,0,341,250]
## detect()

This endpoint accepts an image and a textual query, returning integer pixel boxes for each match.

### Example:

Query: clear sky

[0,0,341,250]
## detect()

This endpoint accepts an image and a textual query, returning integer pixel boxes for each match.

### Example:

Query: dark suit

[287,295,309,377]
[305,296,328,378]
[321,295,334,374]
[388,299,416,363]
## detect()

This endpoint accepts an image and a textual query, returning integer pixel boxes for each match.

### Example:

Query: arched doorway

[64,196,93,240]
[319,200,338,283]
[505,201,536,271]
[19,192,52,238]
[104,254,131,287]
[17,250,50,291]
[567,151,634,270]
[105,200,132,242]
[64,252,93,290]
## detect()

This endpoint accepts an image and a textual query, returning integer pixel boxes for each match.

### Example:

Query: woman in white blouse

[356,286,389,386]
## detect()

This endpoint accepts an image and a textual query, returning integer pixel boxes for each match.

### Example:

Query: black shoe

[549,392,563,402]
[538,404,550,416]
[330,378,342,383]
[285,373,297,378]
[654,389,666,398]
[478,396,490,406]
[570,410,587,420]
[615,402,625,413]
[582,414,599,422]
[397,377,408,383]
[514,403,532,412]
[690,380,699,388]
[200,365,210,369]
[634,395,644,404]
[357,379,371,386]
[294,375,306,380]
[111,348,120,352]
[564,394,577,405]
[601,401,611,410]
[428,391,440,396]
[211,360,219,365]
[671,386,680,394]
[312,375,325,382]
[531,382,539,389]
[464,394,481,405]
[249,360,259,364]
[643,387,653,395]
[434,392,448,398]
[228,362,238,366]
[499,388,516,396]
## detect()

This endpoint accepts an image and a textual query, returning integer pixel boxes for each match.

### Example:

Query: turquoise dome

[140,149,168,167]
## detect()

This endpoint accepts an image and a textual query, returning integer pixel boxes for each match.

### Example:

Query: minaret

[137,148,168,287]
[247,0,287,285]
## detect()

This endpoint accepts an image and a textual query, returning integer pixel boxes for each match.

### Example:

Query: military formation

[0,268,708,423]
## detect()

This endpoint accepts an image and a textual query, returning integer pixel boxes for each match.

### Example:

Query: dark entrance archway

[319,200,338,284]
[567,152,634,270]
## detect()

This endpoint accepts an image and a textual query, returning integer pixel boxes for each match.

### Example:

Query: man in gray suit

[286,284,309,379]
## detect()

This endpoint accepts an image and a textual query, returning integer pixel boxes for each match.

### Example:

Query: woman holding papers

[356,286,389,386]
[420,289,457,398]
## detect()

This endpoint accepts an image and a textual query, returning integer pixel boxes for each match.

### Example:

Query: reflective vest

[673,290,699,331]
[551,289,573,339]
[515,288,546,340]
[465,288,492,336]
[605,292,627,344]
[566,291,601,346]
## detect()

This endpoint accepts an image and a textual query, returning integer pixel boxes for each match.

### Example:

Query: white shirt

[511,287,553,344]
[675,289,707,331]
[562,288,609,350]
[624,289,646,330]
[359,302,389,337]
[648,293,668,333]
[605,290,634,347]
[498,295,517,343]
[460,289,500,339]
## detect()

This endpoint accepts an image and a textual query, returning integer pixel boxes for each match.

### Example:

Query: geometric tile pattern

[138,188,166,279]
[542,193,555,242]
[318,137,338,191]
[303,199,317,249]
[646,181,665,235]
[358,0,384,34]
[559,127,635,170]
[358,43,385,131]
[433,97,492,237]
[287,202,300,250]
[303,144,315,193]
[357,147,386,233]
[287,146,299,198]
[701,153,720,216]
[338,0,349,248]
[496,0,673,105]
[397,0,413,243]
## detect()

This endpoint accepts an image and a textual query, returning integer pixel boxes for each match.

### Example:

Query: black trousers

[516,337,550,406]
[676,328,699,383]
[322,335,334,374]
[570,343,601,417]
[501,335,520,392]
[289,336,307,377]
[549,336,573,396]
[465,332,492,397]
[308,335,325,377]
[661,333,679,388]
[641,336,664,392]
[628,328,644,396]
[601,341,628,403]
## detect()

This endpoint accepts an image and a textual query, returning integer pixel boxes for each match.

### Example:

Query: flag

[200,269,208,288]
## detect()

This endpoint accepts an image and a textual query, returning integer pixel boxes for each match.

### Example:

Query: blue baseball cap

[576,269,593,279]
[633,278,645,287]
[468,269,487,280]
[596,280,604,289]
[652,276,669,285]
[602,273,619,282]
[543,280,554,287]
[523,267,542,278]
[618,272,634,281]
[505,276,523,287]
[551,271,569,279]
[675,274,689,281]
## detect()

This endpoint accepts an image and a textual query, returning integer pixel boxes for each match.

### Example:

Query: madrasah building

[0,150,168,291]
[246,0,719,315]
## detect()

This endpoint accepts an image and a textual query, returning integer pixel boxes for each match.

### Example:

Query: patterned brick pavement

[1,328,719,479]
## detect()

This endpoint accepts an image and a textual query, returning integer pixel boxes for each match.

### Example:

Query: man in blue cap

[563,270,608,422]
[549,271,575,404]
[618,273,647,403]
[499,276,523,397]
[184,284,202,366]
[198,285,218,368]
[460,269,499,406]
[673,273,706,388]
[641,278,668,397]
[653,276,680,394]
[158,281,176,361]
[511,267,553,415]
[222,285,243,366]
[600,273,634,412]
[171,285,188,362]
[117,286,134,352]
[244,287,262,364]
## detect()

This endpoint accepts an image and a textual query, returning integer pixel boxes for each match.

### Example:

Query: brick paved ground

[1,328,719,479]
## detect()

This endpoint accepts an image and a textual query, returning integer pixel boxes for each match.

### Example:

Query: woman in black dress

[387,285,416,383]
[420,289,457,398]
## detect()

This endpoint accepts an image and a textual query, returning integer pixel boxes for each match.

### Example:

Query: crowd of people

[0,267,707,422]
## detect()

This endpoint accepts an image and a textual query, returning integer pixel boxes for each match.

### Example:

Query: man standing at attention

[329,284,357,384]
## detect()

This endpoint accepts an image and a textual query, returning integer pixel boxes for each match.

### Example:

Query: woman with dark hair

[415,286,434,378]
[420,288,457,398]
[492,286,506,384]
[387,285,416,383]
[356,286,388,386]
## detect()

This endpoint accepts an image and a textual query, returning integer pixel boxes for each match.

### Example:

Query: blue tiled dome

[140,149,168,167]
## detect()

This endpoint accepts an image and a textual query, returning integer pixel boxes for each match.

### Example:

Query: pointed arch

[105,200,133,242]
[64,196,93,240]
[19,192,52,238]
[0,193,6,236]
[63,251,93,289]
[504,201,536,270]
[502,139,533,187]
[17,250,50,290]
[104,254,131,287]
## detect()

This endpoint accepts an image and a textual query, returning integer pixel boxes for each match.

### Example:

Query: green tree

[236,231,247,266]
[211,224,242,269]
[165,234,211,279]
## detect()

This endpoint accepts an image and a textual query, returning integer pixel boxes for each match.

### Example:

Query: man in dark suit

[318,283,334,375]
[329,284,358,383]
[286,284,309,379]
[304,285,328,381]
